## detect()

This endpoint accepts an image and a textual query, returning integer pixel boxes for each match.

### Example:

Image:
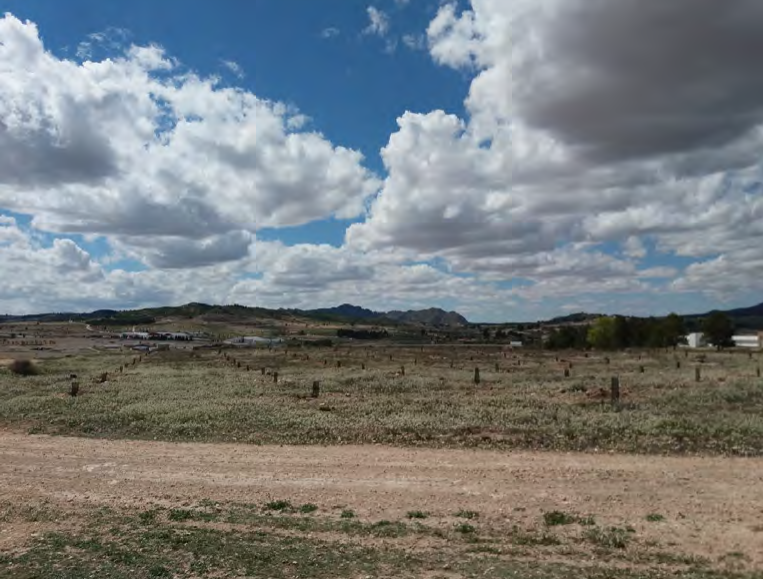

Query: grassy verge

[0,500,757,579]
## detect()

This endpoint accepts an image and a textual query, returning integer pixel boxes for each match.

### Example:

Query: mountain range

[0,302,469,327]
[1,301,762,329]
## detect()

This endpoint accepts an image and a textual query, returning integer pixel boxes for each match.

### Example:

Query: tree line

[545,311,735,350]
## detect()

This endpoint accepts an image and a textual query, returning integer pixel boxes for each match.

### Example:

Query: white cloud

[364,6,390,37]
[402,34,426,51]
[348,0,763,305]
[0,14,380,270]
[221,59,244,78]
[622,236,647,260]
[321,27,340,39]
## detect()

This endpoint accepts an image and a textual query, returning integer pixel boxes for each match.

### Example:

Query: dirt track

[1,431,762,564]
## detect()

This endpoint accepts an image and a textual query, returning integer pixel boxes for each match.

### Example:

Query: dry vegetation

[1,344,762,454]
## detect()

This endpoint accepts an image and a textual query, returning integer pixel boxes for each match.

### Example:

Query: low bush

[8,359,38,376]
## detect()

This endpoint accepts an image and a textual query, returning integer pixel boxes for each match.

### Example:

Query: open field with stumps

[1,340,763,454]
[1,327,763,577]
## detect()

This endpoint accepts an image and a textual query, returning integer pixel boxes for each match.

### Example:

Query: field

[1,322,763,577]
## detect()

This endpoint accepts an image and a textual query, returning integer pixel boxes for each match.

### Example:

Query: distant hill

[539,302,763,331]
[385,308,468,327]
[310,304,381,320]
[545,312,603,325]
[685,302,763,330]
[709,302,763,318]
[0,302,470,327]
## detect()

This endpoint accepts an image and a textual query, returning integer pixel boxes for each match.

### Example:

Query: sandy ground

[0,431,762,566]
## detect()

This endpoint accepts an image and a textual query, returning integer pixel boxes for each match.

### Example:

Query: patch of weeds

[139,509,160,525]
[455,523,476,534]
[264,500,293,512]
[370,520,408,538]
[543,510,576,526]
[168,508,217,522]
[646,513,665,522]
[511,526,562,547]
[168,508,194,522]
[584,526,633,550]
[340,509,356,519]
[299,503,318,514]
[543,511,595,527]
[467,545,502,555]
[148,566,172,577]
[454,510,479,520]
[406,510,428,519]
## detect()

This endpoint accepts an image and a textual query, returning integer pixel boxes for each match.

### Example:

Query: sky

[1,0,762,322]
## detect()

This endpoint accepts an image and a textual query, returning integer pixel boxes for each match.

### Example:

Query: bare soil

[1,431,762,566]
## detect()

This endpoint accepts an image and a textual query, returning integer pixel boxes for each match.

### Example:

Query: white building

[685,332,706,348]
[732,334,761,348]
[683,331,761,349]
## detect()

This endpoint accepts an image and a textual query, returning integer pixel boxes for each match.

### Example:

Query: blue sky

[0,0,762,321]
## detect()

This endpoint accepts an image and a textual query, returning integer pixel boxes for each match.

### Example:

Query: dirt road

[1,431,762,565]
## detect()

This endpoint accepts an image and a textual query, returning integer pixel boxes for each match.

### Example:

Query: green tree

[545,325,588,350]
[612,316,632,349]
[587,317,617,350]
[702,311,734,349]
[662,313,687,347]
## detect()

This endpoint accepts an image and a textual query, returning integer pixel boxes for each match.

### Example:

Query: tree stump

[312,381,320,398]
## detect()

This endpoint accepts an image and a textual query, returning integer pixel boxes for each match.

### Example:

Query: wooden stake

[610,376,620,406]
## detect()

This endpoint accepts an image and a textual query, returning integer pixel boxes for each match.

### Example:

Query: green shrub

[543,511,576,526]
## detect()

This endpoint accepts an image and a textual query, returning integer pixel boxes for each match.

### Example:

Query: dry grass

[1,345,762,454]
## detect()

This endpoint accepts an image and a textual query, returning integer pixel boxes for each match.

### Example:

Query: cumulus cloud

[0,14,379,269]
[348,0,763,303]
